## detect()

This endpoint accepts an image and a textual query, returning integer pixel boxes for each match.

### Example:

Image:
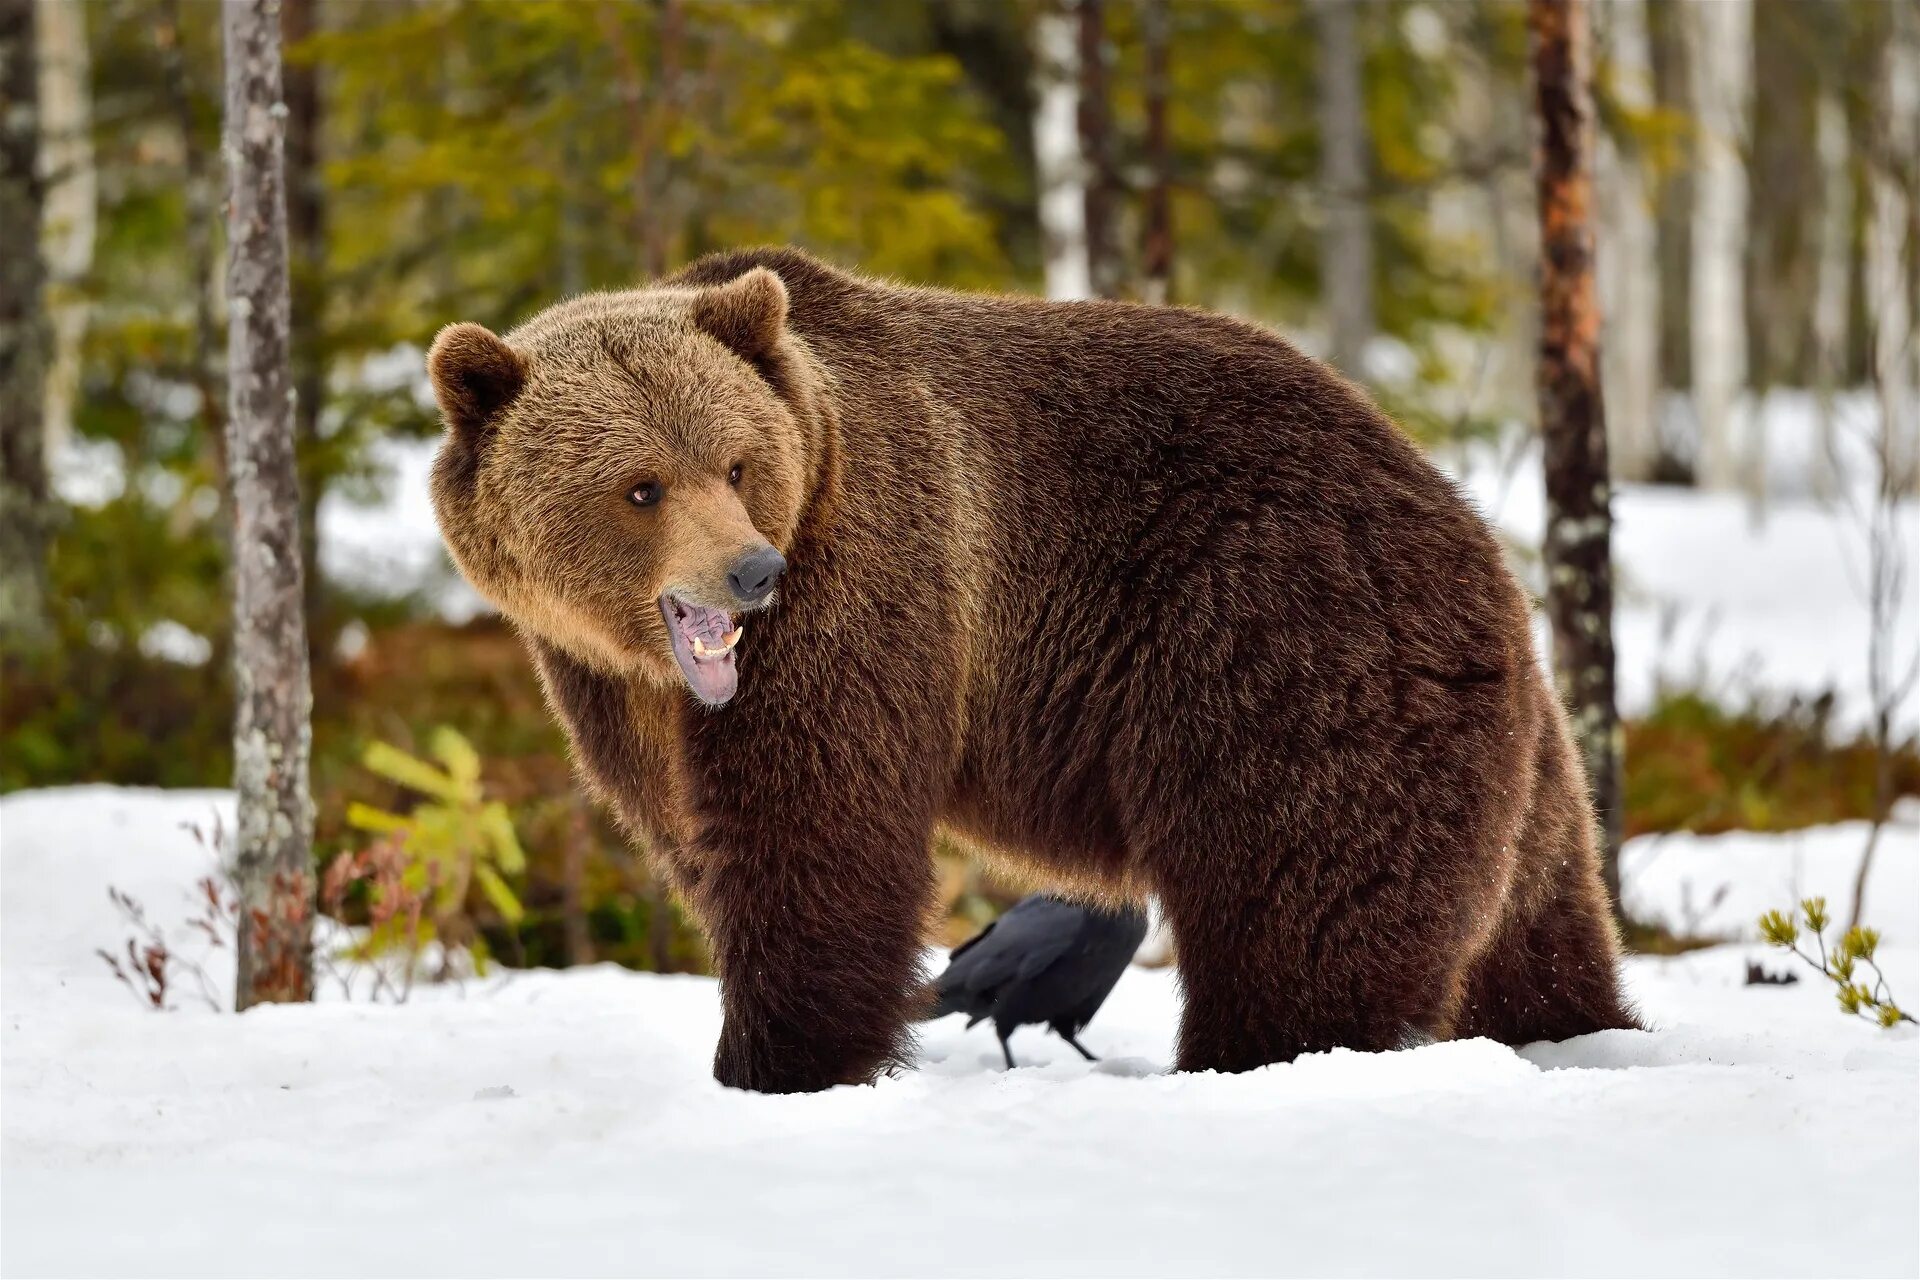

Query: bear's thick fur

[428,247,1638,1093]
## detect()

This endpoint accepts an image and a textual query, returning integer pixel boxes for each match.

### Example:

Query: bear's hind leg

[1454,709,1641,1046]
[1455,859,1641,1045]
[1156,859,1475,1074]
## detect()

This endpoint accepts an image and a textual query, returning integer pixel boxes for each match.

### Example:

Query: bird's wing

[996,897,1088,982]
[934,898,1066,997]
[1032,906,1151,1025]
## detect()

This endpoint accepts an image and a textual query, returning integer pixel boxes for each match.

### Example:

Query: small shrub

[96,818,237,1012]
[1758,897,1915,1028]
[326,727,527,997]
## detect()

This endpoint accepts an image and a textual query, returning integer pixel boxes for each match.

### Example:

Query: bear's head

[427,268,815,707]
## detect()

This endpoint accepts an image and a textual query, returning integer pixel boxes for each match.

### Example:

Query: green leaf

[474,863,524,925]
[362,740,463,803]
[346,802,412,834]
[429,726,483,796]
[1802,897,1830,933]
[479,802,526,874]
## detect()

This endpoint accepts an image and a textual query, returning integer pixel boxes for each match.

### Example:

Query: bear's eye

[629,480,663,508]
[727,464,743,486]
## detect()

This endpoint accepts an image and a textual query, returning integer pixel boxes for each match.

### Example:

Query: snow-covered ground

[3,788,1915,1278]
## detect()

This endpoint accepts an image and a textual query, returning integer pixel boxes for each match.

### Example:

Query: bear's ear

[690,267,789,364]
[428,322,527,441]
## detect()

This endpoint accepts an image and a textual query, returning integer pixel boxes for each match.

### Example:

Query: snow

[4,788,1915,1278]
[1623,811,1920,944]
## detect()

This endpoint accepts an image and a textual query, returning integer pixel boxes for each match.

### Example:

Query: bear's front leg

[700,825,935,1093]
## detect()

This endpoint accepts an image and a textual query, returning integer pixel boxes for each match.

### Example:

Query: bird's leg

[998,1031,1017,1070]
[1058,1031,1099,1062]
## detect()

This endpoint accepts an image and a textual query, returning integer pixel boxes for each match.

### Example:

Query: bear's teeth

[690,627,744,661]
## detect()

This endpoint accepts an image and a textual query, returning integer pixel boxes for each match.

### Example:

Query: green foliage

[1,496,231,791]
[308,0,1007,349]
[329,727,526,977]
[1759,898,1915,1029]
[305,621,706,975]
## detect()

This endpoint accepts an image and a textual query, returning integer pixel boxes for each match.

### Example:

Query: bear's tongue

[661,595,742,707]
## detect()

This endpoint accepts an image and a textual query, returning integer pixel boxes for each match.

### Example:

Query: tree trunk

[1647,0,1691,445]
[1530,0,1622,912]
[1030,0,1090,301]
[645,0,682,280]
[1076,0,1120,299]
[1866,1,1917,494]
[159,0,227,482]
[1684,0,1751,495]
[1316,0,1372,378]
[0,0,52,653]
[1140,0,1172,306]
[1810,90,1851,499]
[35,0,92,461]
[1596,0,1659,483]
[224,0,313,1009]
[281,0,326,654]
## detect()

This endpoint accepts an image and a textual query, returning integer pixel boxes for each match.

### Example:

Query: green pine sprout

[1758,909,1799,948]
[1758,898,1914,1029]
[1841,927,1881,962]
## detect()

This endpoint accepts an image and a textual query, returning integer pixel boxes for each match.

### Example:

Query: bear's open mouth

[660,593,743,707]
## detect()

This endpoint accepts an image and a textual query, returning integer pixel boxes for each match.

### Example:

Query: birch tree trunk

[1,0,53,653]
[1316,0,1372,377]
[1684,0,1751,494]
[224,0,313,1009]
[1031,0,1090,301]
[1076,0,1120,299]
[1531,0,1622,910]
[35,0,91,460]
[1140,0,1173,306]
[1866,3,1917,494]
[1596,0,1659,483]
[160,0,226,480]
[281,0,326,650]
[1811,91,1851,497]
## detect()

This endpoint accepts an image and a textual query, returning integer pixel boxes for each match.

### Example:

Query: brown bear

[427,246,1638,1094]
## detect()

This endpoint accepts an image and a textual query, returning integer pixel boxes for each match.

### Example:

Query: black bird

[926,894,1149,1068]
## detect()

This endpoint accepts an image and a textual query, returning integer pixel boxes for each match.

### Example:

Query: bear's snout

[727,545,786,606]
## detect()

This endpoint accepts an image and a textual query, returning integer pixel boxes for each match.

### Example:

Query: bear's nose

[727,546,786,605]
